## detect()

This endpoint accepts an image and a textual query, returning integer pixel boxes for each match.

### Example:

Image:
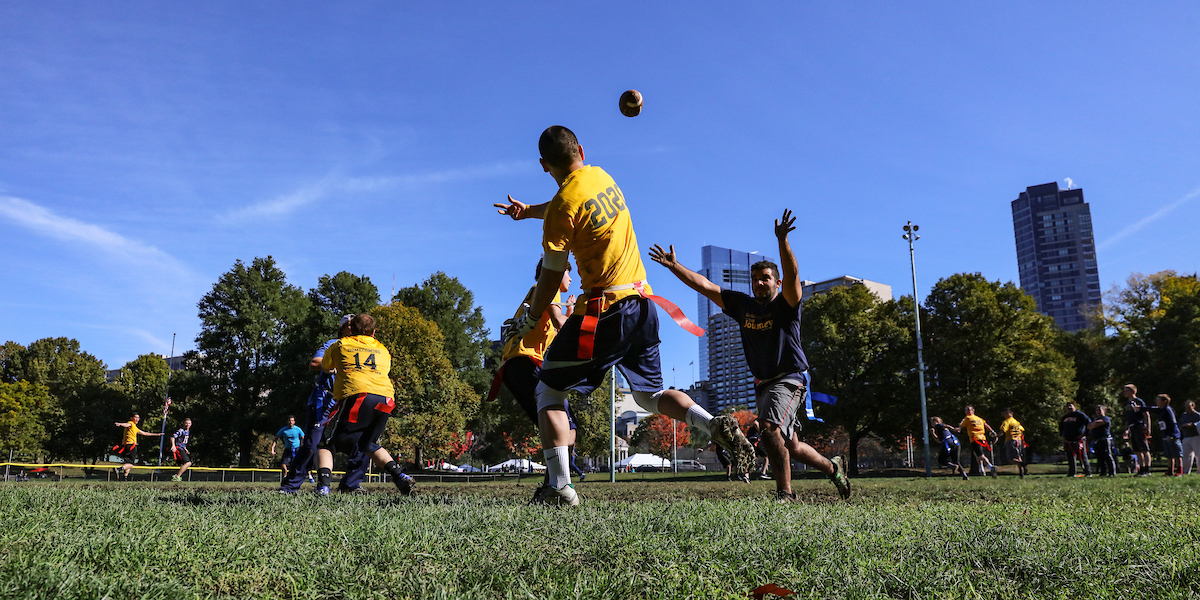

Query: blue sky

[1,4,1197,385]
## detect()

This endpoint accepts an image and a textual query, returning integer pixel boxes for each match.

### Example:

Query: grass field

[2,471,1198,600]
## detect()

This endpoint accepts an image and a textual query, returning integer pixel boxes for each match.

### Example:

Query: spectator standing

[1122,384,1152,476]
[1059,403,1092,477]
[1149,394,1182,477]
[1087,406,1117,477]
[1179,401,1200,475]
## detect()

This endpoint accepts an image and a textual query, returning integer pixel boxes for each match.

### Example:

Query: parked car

[673,459,706,471]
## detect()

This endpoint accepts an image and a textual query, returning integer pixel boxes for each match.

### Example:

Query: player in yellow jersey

[999,408,1027,478]
[495,125,754,505]
[314,313,415,496]
[113,413,163,481]
[957,406,999,477]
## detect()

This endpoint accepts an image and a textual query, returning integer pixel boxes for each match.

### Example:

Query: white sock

[685,405,714,432]
[543,446,571,489]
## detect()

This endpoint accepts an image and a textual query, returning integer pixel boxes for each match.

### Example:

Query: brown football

[619,89,643,117]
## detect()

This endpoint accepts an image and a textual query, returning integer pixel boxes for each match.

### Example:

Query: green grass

[1,473,1198,600]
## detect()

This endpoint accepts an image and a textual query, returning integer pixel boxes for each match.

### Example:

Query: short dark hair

[539,125,581,169]
[534,257,571,280]
[751,260,779,279]
[287,415,295,421]
[351,313,376,335]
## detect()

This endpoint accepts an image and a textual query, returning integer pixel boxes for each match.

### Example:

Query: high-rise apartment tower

[1011,182,1101,331]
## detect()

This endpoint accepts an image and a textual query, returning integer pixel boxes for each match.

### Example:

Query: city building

[695,245,890,413]
[1011,182,1101,331]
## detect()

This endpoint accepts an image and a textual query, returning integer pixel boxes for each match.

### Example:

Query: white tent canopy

[486,458,545,472]
[614,453,671,469]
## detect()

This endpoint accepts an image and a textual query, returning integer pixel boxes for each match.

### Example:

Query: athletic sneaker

[171,475,182,482]
[392,473,416,496]
[829,456,851,500]
[775,490,797,503]
[709,415,756,475]
[530,483,579,506]
[960,469,970,481]
[315,486,331,496]
[988,468,997,478]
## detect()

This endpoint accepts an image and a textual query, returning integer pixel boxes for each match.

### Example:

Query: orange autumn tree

[630,414,690,457]
[730,409,757,433]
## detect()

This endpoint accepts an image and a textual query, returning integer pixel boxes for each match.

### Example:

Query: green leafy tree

[371,302,480,467]
[188,257,310,466]
[0,381,52,458]
[801,285,917,475]
[1057,326,1115,412]
[922,273,1077,453]
[393,272,494,394]
[111,354,170,413]
[5,337,109,460]
[0,341,25,383]
[1104,271,1200,414]
[569,371,618,459]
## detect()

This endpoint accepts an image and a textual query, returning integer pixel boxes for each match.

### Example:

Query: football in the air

[619,89,643,117]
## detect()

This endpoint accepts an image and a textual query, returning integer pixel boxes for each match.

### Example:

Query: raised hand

[494,195,529,220]
[775,208,796,239]
[648,244,678,270]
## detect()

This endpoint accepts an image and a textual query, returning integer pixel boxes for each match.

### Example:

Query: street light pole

[903,222,932,477]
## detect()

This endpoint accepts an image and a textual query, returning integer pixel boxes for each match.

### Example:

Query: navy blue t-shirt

[1124,397,1149,433]
[933,423,958,449]
[1151,405,1181,439]
[720,290,809,381]
[1059,410,1090,441]
[1179,410,1200,439]
[1088,415,1111,441]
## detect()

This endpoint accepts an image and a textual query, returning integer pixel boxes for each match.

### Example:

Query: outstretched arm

[776,209,801,307]
[115,422,131,428]
[494,195,549,221]
[138,430,163,437]
[648,244,725,309]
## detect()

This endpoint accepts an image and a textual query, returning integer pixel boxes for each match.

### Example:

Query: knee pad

[535,381,569,412]
[632,390,664,414]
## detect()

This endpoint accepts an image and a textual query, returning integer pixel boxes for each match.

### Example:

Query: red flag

[162,397,172,418]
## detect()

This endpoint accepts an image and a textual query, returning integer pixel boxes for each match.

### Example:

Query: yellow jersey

[542,165,651,311]
[501,287,563,363]
[322,335,395,400]
[1000,417,1024,442]
[121,422,141,446]
[959,415,988,443]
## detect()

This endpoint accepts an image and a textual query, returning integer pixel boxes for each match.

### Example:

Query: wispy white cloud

[223,160,530,222]
[1099,186,1200,251]
[0,195,186,270]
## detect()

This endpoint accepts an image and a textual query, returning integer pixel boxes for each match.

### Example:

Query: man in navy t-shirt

[649,209,850,501]
[1122,384,1152,476]
[1060,403,1092,477]
[1149,394,1182,476]
[1087,405,1117,477]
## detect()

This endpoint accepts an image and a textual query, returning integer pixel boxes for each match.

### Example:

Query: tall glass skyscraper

[1011,182,1102,331]
[697,246,776,412]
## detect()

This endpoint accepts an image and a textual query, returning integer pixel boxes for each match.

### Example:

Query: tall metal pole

[157,334,176,467]
[609,366,617,483]
[903,223,932,477]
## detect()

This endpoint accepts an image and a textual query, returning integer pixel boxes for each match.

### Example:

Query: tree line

[2,261,1195,473]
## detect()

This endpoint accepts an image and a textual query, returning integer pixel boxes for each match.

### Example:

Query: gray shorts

[1005,440,1024,463]
[757,378,805,441]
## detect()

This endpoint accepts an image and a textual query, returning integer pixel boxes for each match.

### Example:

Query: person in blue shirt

[1179,400,1200,475]
[1087,406,1117,477]
[271,416,305,478]
[1149,394,1182,476]
[930,416,967,480]
[279,314,369,493]
[169,418,193,482]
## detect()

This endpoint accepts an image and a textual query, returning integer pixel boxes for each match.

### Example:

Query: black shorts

[969,440,988,459]
[944,442,961,465]
[1130,431,1150,452]
[539,297,662,395]
[322,393,395,455]
[501,356,577,429]
[173,447,191,465]
[117,444,138,464]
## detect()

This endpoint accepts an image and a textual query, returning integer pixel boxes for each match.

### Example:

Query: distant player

[494,125,755,505]
[958,406,998,477]
[930,416,966,480]
[113,413,163,481]
[490,259,581,494]
[648,209,851,501]
[315,313,414,496]
[169,417,193,482]
[1122,384,1152,476]
[999,408,1027,478]
[280,315,369,494]
[271,416,304,478]
[1149,394,1182,477]
[1088,405,1117,477]
[1059,403,1092,477]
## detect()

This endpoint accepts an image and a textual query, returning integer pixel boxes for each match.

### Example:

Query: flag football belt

[345,393,395,424]
[973,437,992,451]
[485,356,543,402]
[576,280,705,360]
[113,443,136,454]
